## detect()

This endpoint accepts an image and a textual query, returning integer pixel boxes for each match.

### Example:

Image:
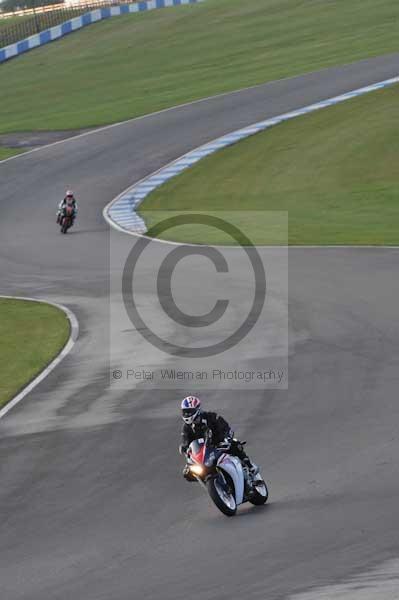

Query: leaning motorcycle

[59,205,74,234]
[185,431,268,516]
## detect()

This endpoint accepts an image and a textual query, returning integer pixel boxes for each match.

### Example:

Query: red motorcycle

[59,205,74,234]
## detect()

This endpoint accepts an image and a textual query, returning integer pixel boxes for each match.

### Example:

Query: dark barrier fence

[0,0,135,47]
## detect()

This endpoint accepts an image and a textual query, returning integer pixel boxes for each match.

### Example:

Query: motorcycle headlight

[190,464,205,476]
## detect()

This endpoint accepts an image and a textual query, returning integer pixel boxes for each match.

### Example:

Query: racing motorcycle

[59,205,74,234]
[185,430,268,516]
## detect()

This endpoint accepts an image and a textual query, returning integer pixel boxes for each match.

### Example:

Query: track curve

[1,54,399,600]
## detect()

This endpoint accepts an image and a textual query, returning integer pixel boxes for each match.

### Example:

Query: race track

[1,54,399,600]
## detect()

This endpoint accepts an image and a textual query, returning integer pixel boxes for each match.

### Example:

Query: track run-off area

[1,54,399,599]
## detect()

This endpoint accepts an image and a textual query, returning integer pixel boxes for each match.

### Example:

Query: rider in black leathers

[179,396,257,480]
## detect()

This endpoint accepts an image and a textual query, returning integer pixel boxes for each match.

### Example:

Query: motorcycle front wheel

[207,475,237,517]
[249,479,268,505]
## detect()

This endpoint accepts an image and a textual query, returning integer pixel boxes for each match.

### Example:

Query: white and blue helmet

[181,396,201,424]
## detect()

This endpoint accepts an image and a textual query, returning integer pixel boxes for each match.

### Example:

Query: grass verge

[139,84,399,245]
[0,147,25,160]
[0,298,70,408]
[0,0,398,133]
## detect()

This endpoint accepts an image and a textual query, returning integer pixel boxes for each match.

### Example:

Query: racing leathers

[180,411,254,478]
[57,197,78,225]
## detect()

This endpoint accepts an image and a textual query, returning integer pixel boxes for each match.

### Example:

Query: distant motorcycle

[59,205,74,234]
[184,430,268,516]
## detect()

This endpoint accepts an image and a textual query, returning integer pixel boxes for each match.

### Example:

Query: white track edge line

[2,57,394,167]
[1,69,396,418]
[103,74,399,247]
[0,296,79,420]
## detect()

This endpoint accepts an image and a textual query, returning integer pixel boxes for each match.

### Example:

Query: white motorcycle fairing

[217,453,245,505]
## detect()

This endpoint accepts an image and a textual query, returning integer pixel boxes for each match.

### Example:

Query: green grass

[139,84,399,245]
[0,0,398,133]
[0,146,25,160]
[0,299,70,408]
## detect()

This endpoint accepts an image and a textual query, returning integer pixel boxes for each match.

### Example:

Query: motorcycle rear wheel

[207,475,237,517]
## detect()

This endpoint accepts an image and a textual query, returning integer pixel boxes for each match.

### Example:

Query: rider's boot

[243,457,259,475]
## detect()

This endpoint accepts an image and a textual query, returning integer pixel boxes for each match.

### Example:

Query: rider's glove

[183,465,195,481]
[179,444,188,456]
[218,438,231,450]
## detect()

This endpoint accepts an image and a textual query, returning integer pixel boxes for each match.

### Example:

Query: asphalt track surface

[1,54,399,600]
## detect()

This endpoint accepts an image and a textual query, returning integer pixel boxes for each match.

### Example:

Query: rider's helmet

[65,190,74,200]
[181,396,201,425]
